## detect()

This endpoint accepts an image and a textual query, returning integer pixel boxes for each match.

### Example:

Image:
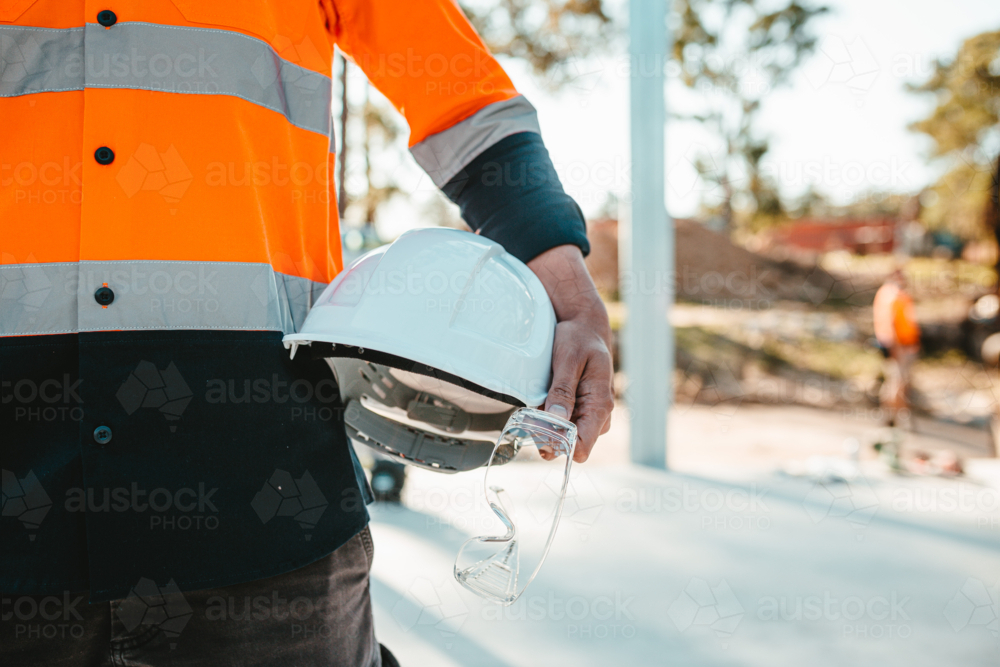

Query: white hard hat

[283,228,556,472]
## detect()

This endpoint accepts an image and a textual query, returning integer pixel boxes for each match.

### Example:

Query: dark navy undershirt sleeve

[441,132,591,263]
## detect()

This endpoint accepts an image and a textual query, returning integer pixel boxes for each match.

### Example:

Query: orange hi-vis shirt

[1,0,538,337]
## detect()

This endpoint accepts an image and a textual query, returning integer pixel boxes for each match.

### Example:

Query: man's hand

[527,244,614,462]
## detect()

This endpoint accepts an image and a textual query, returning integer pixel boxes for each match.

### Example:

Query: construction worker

[0,2,614,665]
[873,269,921,426]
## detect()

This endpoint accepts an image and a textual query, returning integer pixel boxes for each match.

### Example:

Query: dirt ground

[588,218,851,304]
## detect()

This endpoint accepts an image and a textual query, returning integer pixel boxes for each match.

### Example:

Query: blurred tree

[359,86,404,225]
[789,183,921,222]
[459,0,615,88]
[336,62,406,232]
[791,190,915,221]
[990,154,1000,281]
[789,184,830,218]
[336,1,615,233]
[992,154,1000,233]
[673,0,829,233]
[337,1,830,236]
[909,29,1000,242]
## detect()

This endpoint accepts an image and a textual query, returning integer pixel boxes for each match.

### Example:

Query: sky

[364,0,1000,238]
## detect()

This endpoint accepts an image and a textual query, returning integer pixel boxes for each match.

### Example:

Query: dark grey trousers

[1,527,382,667]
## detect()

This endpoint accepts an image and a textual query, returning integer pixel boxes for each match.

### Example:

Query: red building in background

[766,218,897,255]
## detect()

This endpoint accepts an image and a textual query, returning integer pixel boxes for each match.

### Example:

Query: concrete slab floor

[368,404,1000,666]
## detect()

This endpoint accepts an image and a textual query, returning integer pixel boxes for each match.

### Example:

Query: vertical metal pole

[626,0,671,468]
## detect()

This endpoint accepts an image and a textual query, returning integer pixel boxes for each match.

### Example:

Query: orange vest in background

[873,282,919,348]
[892,290,920,347]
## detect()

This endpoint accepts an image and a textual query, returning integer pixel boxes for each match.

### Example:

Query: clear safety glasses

[454,407,577,606]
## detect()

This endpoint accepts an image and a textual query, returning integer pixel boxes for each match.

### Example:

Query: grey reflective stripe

[0,262,79,336]
[0,25,84,97]
[409,96,542,187]
[0,23,331,139]
[0,261,327,337]
[85,23,331,137]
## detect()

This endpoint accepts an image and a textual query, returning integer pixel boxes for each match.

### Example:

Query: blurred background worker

[873,269,922,426]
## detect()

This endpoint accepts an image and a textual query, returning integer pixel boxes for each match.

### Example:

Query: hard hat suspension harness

[303,344,522,472]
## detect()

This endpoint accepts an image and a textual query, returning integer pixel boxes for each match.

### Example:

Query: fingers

[541,319,614,463]
[570,359,615,463]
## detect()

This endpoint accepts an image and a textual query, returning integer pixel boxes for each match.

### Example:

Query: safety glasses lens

[454,408,577,605]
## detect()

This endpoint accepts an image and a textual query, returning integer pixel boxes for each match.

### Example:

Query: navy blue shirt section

[1,332,370,601]
[443,132,591,262]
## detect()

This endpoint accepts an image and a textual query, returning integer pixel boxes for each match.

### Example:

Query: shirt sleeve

[324,0,589,262]
[327,0,524,148]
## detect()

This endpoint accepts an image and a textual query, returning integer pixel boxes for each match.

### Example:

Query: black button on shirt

[97,10,117,27]
[94,147,115,165]
[94,287,115,306]
[93,426,113,445]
